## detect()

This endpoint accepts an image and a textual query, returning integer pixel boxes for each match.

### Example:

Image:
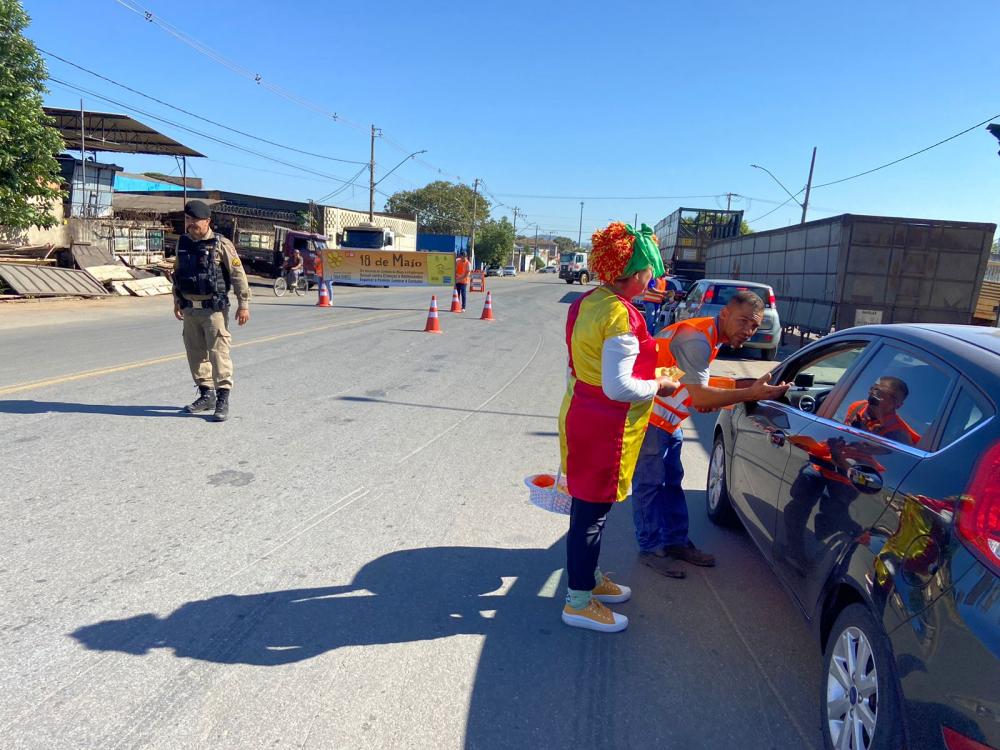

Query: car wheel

[579,272,590,285]
[761,346,779,361]
[822,604,904,750]
[706,435,738,526]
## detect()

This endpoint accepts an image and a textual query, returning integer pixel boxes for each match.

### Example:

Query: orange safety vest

[845,401,921,446]
[642,277,668,304]
[314,254,324,276]
[455,257,471,284]
[649,317,721,433]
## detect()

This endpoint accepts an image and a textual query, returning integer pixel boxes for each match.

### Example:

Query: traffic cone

[316,282,332,308]
[480,291,495,322]
[424,295,443,333]
[449,287,463,313]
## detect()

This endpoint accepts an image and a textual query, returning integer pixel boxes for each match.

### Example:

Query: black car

[707,324,1000,750]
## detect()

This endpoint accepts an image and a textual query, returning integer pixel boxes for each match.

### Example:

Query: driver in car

[845,376,920,446]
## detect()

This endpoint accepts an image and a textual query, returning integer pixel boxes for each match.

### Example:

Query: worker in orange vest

[314,250,333,303]
[454,251,472,312]
[844,376,920,446]
[631,291,790,577]
[641,273,669,334]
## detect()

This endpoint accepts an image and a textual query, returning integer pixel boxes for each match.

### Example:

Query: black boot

[184,385,216,413]
[212,389,230,422]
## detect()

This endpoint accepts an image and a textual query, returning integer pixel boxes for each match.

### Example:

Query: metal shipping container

[654,207,745,279]
[704,214,996,334]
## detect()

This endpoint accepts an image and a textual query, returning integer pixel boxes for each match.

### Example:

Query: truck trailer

[653,208,745,279]
[704,213,996,335]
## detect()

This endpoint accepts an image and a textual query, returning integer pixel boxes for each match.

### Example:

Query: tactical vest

[175,234,230,310]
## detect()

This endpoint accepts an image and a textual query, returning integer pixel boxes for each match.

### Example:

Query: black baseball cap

[184,200,212,219]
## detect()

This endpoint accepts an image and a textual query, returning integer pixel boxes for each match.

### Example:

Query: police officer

[173,200,251,422]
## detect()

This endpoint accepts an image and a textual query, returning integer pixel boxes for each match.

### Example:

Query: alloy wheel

[708,441,725,511]
[827,626,879,750]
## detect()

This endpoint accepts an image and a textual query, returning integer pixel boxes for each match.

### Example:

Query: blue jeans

[643,301,660,334]
[632,426,689,552]
[455,283,468,310]
[320,278,334,300]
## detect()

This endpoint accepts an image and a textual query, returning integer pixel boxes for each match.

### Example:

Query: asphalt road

[0,276,824,749]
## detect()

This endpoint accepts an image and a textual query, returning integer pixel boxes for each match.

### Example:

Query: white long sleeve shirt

[600,333,658,402]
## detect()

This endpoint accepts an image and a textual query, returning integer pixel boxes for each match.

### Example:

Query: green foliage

[740,220,752,235]
[384,180,491,236]
[0,0,64,230]
[553,236,577,254]
[530,255,546,270]
[475,217,514,269]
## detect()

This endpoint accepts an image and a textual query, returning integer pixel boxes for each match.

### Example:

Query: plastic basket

[524,472,572,515]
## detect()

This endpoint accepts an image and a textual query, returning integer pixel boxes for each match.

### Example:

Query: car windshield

[342,229,383,249]
[710,284,769,306]
[504,266,515,271]
[559,253,575,263]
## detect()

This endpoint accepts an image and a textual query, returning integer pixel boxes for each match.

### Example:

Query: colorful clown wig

[589,222,665,284]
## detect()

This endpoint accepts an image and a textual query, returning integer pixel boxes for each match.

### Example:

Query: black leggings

[566,497,614,591]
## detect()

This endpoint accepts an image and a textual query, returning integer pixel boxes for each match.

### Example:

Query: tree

[384,181,491,236]
[475,218,514,268]
[740,220,752,236]
[553,236,577,255]
[0,0,64,231]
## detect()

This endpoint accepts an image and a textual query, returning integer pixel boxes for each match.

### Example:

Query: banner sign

[320,249,455,286]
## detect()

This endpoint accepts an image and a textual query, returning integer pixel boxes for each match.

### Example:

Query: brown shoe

[662,542,716,567]
[639,552,686,578]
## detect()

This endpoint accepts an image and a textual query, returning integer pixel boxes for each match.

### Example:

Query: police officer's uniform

[173,201,250,421]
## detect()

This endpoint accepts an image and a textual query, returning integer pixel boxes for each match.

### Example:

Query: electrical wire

[48,76,366,187]
[812,112,1000,189]
[39,48,368,166]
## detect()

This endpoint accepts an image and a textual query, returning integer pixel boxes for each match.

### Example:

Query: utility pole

[800,147,817,224]
[368,124,377,223]
[726,192,736,210]
[511,207,521,267]
[634,212,638,228]
[577,201,584,248]
[534,223,539,269]
[79,99,86,218]
[469,178,479,268]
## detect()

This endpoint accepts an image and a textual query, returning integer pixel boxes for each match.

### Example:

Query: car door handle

[769,430,786,447]
[848,466,883,492]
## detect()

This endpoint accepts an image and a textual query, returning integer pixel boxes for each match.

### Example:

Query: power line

[812,112,1000,189]
[39,48,368,166]
[492,192,723,201]
[113,0,458,183]
[47,76,366,188]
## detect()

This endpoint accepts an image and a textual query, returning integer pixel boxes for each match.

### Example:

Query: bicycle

[273,273,307,297]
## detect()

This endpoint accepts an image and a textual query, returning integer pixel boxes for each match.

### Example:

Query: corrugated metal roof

[0,264,110,297]
[44,107,205,158]
[113,194,222,215]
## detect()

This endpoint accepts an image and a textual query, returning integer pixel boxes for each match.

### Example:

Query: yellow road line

[0,311,407,397]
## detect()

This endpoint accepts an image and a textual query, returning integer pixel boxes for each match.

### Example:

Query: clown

[558,222,680,632]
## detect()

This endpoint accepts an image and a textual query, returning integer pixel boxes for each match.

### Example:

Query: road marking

[0,311,408,397]
[537,568,564,598]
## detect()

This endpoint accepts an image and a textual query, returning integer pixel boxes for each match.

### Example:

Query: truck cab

[340,224,395,250]
[559,252,590,285]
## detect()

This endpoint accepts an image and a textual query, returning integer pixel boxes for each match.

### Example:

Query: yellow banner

[320,249,455,286]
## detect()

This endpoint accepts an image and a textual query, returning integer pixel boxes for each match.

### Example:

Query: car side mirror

[794,373,815,388]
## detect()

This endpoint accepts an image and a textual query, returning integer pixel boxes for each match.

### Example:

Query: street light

[374,149,427,188]
[751,147,817,224]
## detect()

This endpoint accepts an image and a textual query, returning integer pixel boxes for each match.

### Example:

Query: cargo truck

[704,214,996,336]
[558,251,590,284]
[653,208,744,280]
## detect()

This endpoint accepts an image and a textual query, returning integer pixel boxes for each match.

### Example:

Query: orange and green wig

[589,222,665,284]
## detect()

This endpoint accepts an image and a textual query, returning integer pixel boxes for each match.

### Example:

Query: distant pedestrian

[558,222,678,633]
[455,251,471,311]
[173,200,251,422]
[315,250,334,302]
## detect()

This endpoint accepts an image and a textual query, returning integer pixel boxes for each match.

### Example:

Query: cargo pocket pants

[182,307,233,390]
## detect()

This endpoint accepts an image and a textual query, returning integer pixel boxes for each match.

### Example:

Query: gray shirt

[669,317,720,386]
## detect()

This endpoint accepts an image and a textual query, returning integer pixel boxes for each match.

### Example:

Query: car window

[709,284,768,306]
[686,283,704,306]
[780,342,869,414]
[940,386,993,449]
[831,344,954,450]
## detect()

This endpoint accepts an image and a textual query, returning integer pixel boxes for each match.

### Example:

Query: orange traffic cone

[480,291,495,322]
[424,295,443,333]
[316,282,332,308]
[449,287,463,313]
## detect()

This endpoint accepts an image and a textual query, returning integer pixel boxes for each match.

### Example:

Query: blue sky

[25,0,1000,240]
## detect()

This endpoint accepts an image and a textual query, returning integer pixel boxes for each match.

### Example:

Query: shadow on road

[0,400,189,418]
[558,292,585,304]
